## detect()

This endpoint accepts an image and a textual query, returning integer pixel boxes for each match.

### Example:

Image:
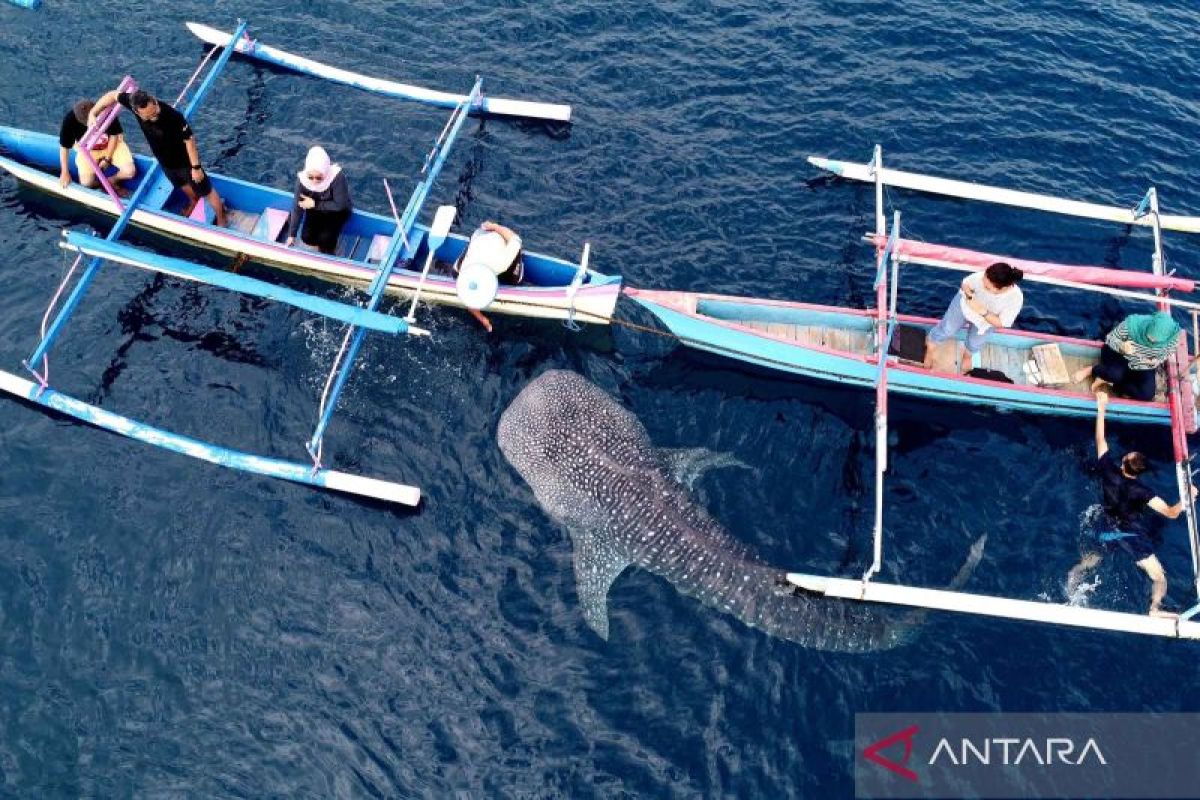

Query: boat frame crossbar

[25,19,251,379]
[1137,188,1200,601]
[791,145,1200,637]
[866,210,901,584]
[3,19,422,505]
[304,78,482,469]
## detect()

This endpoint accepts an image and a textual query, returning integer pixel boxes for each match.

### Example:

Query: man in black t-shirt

[88,88,227,227]
[57,99,136,193]
[1067,391,1196,617]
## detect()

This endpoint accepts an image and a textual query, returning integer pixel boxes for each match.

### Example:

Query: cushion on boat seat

[188,197,215,224]
[887,323,928,363]
[252,208,290,243]
[366,234,393,263]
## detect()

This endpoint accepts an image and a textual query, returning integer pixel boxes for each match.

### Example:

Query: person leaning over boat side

[1066,391,1197,617]
[285,146,352,256]
[452,220,525,332]
[1071,311,1181,402]
[88,89,228,227]
[57,99,135,195]
[924,262,1025,375]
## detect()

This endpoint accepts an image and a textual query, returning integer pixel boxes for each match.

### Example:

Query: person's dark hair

[130,90,156,110]
[1123,452,1149,476]
[985,261,1024,288]
[72,100,94,124]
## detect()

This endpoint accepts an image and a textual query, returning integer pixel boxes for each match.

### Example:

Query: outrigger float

[0,20,592,505]
[185,22,572,123]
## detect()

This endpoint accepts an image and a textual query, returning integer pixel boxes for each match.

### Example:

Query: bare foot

[113,184,131,199]
[181,200,198,218]
[1149,607,1179,620]
[469,308,492,333]
[1072,366,1092,384]
[1090,378,1112,394]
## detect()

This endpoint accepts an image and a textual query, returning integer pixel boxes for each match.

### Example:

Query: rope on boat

[28,251,87,391]
[175,40,222,107]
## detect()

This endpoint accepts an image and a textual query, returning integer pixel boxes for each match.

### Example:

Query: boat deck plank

[725,316,1169,402]
[226,208,259,235]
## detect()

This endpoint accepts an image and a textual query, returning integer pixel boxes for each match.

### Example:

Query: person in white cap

[454,220,524,331]
[285,146,352,255]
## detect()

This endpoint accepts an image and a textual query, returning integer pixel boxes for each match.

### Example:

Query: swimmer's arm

[1149,486,1199,519]
[1094,391,1109,459]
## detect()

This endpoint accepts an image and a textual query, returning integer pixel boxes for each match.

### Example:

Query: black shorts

[162,165,213,197]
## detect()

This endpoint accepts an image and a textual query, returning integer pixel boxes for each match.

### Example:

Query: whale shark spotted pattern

[498,370,983,652]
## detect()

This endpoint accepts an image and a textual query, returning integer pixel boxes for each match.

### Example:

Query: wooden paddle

[404,204,457,323]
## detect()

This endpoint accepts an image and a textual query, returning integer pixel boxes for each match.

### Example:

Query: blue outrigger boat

[625,288,1197,429]
[0,20,604,505]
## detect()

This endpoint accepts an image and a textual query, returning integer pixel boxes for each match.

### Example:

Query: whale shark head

[498,370,983,651]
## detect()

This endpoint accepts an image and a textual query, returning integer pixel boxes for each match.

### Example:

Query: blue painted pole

[306,79,482,462]
[24,20,250,373]
[62,231,415,335]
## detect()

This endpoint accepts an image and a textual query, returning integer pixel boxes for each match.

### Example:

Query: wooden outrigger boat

[625,288,1197,428]
[634,145,1200,639]
[185,22,572,123]
[0,19,597,506]
[0,129,620,326]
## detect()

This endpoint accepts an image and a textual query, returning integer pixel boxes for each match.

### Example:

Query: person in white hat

[454,220,524,331]
[285,146,352,255]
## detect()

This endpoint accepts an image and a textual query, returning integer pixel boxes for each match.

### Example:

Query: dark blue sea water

[2,1,1200,796]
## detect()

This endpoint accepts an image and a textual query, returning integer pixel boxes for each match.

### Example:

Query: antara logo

[929,737,1107,766]
[862,725,1108,782]
[863,725,920,782]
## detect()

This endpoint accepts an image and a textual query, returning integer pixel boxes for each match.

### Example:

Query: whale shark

[498,370,984,652]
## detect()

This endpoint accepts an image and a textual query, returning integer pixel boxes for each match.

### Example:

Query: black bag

[888,324,928,363]
[966,367,1014,384]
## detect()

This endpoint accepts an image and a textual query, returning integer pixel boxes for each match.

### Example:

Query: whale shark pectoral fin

[568,524,631,641]
[657,447,753,490]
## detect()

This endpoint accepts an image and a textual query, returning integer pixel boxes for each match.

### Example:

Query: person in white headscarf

[285,146,352,255]
[453,220,524,331]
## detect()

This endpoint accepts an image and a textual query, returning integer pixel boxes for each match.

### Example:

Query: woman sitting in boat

[924,262,1025,374]
[285,146,351,255]
[453,220,525,332]
[1072,311,1180,401]
[57,99,136,195]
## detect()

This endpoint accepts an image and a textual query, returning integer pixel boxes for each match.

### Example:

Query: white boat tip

[785,573,828,592]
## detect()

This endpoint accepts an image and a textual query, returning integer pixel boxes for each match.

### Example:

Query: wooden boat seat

[366,234,392,263]
[336,234,362,260]
[252,208,290,243]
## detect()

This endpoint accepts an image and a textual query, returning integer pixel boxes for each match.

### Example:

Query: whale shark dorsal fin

[657,447,751,490]
[568,524,631,641]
